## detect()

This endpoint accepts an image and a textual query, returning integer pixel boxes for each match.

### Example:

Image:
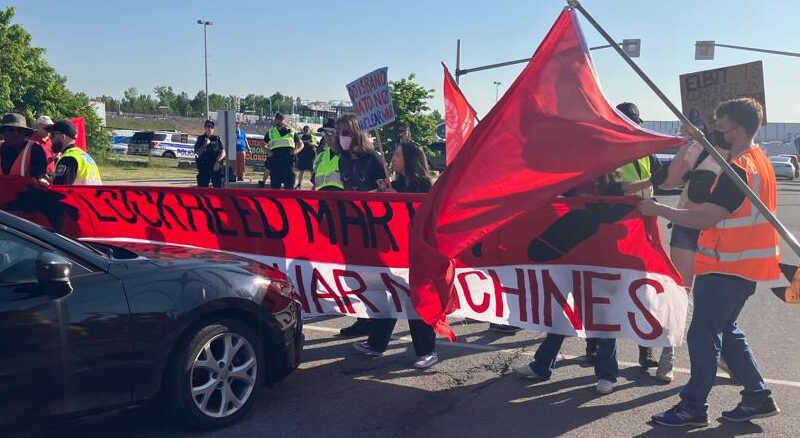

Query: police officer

[311,118,343,191]
[194,119,225,188]
[260,113,303,189]
[50,119,101,185]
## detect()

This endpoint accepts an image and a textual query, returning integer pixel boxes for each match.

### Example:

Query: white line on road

[304,324,800,389]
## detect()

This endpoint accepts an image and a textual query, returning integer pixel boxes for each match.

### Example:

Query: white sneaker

[656,350,675,383]
[656,367,674,383]
[596,379,614,394]
[414,352,439,369]
[353,341,383,357]
[513,364,546,379]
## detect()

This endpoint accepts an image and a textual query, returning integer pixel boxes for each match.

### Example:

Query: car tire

[163,151,176,159]
[165,319,264,430]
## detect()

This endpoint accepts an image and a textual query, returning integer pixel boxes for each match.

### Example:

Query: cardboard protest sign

[680,61,766,133]
[346,67,396,131]
[0,178,687,346]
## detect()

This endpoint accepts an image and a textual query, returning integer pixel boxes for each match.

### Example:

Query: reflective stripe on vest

[313,148,343,190]
[618,156,653,198]
[59,147,102,185]
[269,127,295,150]
[2,141,34,177]
[695,146,780,281]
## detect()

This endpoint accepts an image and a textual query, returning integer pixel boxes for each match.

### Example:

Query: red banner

[442,63,478,166]
[0,178,687,346]
[71,116,87,151]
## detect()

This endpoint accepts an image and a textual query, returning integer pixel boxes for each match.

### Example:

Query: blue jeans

[530,333,618,382]
[678,273,771,415]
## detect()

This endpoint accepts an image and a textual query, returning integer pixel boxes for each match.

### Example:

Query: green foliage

[0,7,108,160]
[378,74,439,157]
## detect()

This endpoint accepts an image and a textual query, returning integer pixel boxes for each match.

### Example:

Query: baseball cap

[47,119,77,139]
[36,115,54,127]
[616,102,642,124]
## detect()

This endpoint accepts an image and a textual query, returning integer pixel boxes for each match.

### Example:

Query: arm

[29,144,48,181]
[292,133,304,156]
[52,157,79,186]
[639,200,730,230]
[621,179,653,195]
[658,144,694,189]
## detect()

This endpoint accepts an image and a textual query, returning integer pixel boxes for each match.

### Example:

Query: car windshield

[52,232,109,257]
[770,157,791,163]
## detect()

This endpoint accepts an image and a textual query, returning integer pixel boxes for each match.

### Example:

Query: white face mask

[339,136,353,150]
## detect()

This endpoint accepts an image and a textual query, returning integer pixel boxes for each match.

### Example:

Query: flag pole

[567,0,800,259]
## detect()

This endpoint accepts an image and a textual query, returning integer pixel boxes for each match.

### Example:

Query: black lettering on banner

[203,195,237,237]
[97,189,137,224]
[78,193,117,223]
[362,201,398,251]
[126,190,162,227]
[337,200,369,248]
[231,197,262,238]
[297,198,337,244]
[156,191,188,231]
[176,193,215,233]
[251,196,289,239]
[405,202,417,220]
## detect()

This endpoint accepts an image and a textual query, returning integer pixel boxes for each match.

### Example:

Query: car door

[0,228,65,428]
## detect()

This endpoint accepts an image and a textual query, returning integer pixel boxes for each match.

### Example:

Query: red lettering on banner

[294,265,311,313]
[311,268,346,313]
[459,271,491,313]
[627,279,665,340]
[582,271,621,332]
[528,269,540,324]
[542,269,583,329]
[333,269,379,313]
[488,268,527,320]
[381,273,409,313]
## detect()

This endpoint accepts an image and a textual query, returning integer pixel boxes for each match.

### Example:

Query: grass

[99,156,197,182]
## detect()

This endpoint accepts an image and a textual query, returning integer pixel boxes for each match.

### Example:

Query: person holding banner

[312,118,343,191]
[337,114,389,337]
[353,140,438,368]
[643,98,780,427]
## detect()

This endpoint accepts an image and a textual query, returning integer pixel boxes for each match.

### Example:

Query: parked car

[0,210,303,432]
[769,155,796,180]
[777,154,800,178]
[127,131,197,159]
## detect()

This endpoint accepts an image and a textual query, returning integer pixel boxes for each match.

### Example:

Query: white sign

[346,67,396,131]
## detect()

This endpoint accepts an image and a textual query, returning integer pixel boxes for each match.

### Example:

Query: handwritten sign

[680,61,766,132]
[346,67,396,131]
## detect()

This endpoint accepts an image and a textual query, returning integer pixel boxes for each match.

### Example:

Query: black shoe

[258,180,265,188]
[489,324,522,335]
[339,320,370,337]
[721,398,780,422]
[639,346,658,368]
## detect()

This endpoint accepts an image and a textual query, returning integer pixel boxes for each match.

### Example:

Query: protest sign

[0,178,687,346]
[346,67,396,131]
[680,61,766,132]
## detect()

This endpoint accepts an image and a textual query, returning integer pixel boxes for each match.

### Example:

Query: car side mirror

[36,252,73,299]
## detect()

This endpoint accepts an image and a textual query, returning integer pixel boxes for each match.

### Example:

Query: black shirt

[392,176,432,194]
[194,134,224,168]
[704,163,747,213]
[0,141,47,179]
[339,151,387,192]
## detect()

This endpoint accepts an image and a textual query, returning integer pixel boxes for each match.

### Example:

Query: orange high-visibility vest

[0,141,34,177]
[695,146,780,281]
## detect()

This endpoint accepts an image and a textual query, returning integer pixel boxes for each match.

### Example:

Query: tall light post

[695,40,800,60]
[197,19,213,119]
[493,81,501,103]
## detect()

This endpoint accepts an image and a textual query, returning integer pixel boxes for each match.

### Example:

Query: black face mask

[712,130,733,150]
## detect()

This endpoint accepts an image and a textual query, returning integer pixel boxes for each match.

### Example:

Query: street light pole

[493,81,501,103]
[197,19,213,119]
[695,40,800,60]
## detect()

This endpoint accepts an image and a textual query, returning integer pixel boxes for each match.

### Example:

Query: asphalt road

[42,180,800,438]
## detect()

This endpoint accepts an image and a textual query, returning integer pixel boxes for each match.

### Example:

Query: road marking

[304,324,800,389]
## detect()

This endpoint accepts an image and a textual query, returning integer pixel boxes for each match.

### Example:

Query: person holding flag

[643,98,780,427]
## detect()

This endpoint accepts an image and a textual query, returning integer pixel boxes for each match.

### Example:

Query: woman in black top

[193,119,225,188]
[296,126,317,189]
[352,141,439,369]
[336,114,389,338]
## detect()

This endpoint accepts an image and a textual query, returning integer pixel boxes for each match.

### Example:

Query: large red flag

[442,63,478,166]
[71,116,87,151]
[410,9,685,340]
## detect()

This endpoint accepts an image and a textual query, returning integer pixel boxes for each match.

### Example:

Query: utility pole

[197,19,213,119]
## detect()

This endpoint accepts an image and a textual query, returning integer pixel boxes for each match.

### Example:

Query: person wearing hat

[50,119,101,185]
[0,113,49,183]
[311,117,343,191]
[194,119,226,188]
[28,115,57,177]
[258,112,303,189]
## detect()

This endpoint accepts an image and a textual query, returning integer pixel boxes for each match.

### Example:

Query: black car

[0,210,303,432]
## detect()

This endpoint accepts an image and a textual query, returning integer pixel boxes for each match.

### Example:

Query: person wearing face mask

[311,118,343,191]
[0,113,49,184]
[336,114,388,337]
[193,119,225,188]
[352,140,438,369]
[50,119,101,186]
[644,98,780,427]
[258,113,304,189]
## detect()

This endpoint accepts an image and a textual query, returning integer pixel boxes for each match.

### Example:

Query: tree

[0,7,108,158]
[378,74,438,157]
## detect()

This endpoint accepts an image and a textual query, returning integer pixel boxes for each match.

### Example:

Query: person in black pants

[194,119,225,187]
[353,140,438,369]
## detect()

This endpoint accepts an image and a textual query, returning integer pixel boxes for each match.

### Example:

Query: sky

[6,0,800,121]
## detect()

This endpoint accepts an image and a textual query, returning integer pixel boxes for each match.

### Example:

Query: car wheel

[165,319,264,430]
[163,151,176,159]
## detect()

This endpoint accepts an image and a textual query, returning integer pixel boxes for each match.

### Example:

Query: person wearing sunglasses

[0,113,49,185]
[193,119,225,188]
[311,118,343,191]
